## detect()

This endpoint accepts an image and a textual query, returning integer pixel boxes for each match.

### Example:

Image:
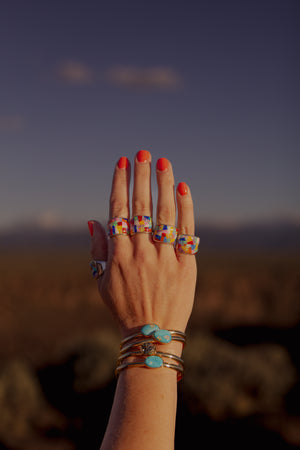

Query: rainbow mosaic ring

[153,224,177,244]
[176,234,200,255]
[107,217,130,237]
[130,215,153,235]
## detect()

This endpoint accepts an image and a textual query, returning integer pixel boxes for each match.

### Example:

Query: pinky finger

[176,182,197,261]
[176,182,195,236]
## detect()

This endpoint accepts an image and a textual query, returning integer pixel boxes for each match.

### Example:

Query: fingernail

[117,156,129,169]
[87,221,94,236]
[178,182,188,196]
[156,157,169,172]
[137,149,150,163]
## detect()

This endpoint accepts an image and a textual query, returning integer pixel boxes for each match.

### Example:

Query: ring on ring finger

[153,224,177,245]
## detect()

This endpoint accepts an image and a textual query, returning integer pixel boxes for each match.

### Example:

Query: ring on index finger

[108,217,130,237]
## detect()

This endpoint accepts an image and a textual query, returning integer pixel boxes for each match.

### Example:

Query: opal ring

[153,224,177,244]
[108,217,130,237]
[130,215,153,235]
[176,234,200,255]
[90,260,106,279]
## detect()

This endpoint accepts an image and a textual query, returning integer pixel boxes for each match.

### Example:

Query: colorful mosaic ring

[107,217,129,237]
[153,224,177,244]
[176,234,200,255]
[130,215,153,235]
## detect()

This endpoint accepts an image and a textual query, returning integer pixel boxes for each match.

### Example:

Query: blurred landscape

[1,222,300,449]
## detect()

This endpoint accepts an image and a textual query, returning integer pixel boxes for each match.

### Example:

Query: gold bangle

[117,350,184,366]
[115,360,184,381]
[120,336,186,355]
[121,324,186,346]
[121,330,186,346]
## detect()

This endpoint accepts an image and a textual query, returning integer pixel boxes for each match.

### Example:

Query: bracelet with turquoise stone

[120,323,186,347]
[115,359,184,381]
[116,324,185,381]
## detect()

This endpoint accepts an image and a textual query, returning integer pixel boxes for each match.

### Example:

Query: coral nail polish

[87,221,94,236]
[118,156,129,169]
[137,149,150,163]
[178,182,188,196]
[156,157,169,172]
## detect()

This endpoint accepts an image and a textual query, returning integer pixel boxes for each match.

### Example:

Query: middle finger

[132,149,152,217]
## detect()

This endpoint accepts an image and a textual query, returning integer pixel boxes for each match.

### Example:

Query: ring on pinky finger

[176,234,200,255]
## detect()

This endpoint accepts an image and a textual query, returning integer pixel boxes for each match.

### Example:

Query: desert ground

[1,249,300,449]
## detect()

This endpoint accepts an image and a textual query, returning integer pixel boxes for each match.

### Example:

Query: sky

[1,0,299,230]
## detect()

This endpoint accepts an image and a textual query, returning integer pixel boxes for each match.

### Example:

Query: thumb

[87,220,108,261]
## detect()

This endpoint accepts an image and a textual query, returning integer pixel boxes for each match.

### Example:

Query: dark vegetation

[0,248,300,449]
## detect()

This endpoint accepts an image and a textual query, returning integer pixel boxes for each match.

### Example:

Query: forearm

[100,367,178,450]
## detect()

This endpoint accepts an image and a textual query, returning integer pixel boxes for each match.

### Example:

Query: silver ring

[90,260,106,279]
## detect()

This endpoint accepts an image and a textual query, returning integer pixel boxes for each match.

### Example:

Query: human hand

[88,150,198,340]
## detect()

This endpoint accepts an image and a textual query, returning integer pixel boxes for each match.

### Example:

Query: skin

[89,150,197,450]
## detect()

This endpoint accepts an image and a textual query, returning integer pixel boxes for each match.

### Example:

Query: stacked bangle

[115,324,185,381]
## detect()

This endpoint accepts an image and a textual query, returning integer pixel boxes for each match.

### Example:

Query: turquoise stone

[153,329,172,344]
[141,324,160,336]
[145,356,163,368]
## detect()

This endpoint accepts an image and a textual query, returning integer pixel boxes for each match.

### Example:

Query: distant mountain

[0,226,90,251]
[196,222,300,252]
[0,221,300,252]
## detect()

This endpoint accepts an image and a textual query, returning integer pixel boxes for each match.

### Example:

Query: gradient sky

[1,0,299,230]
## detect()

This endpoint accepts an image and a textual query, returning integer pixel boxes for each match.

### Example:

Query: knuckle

[111,243,129,262]
[157,205,175,224]
[110,196,127,216]
[134,246,152,264]
[132,198,150,215]
[178,225,189,235]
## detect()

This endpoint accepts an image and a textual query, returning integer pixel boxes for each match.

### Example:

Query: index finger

[109,156,131,220]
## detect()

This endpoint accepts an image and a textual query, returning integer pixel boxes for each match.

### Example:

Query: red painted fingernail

[87,221,94,236]
[178,182,188,196]
[156,157,169,172]
[137,149,150,163]
[117,156,129,169]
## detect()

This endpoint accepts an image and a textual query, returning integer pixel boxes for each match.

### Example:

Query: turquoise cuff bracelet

[115,360,184,381]
[116,324,185,381]
[121,323,186,346]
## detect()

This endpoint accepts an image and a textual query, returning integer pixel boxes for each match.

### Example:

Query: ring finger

[176,182,196,262]
[155,157,176,253]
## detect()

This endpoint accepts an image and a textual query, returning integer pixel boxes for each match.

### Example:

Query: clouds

[56,60,182,90]
[56,60,95,85]
[106,65,182,90]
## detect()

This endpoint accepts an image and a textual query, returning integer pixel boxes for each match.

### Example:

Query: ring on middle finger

[130,215,153,235]
[153,224,177,244]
